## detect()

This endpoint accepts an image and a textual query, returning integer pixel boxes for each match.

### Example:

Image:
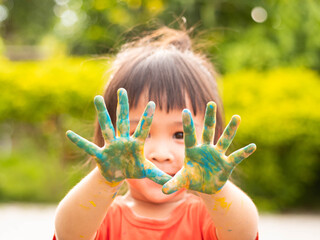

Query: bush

[222,68,320,211]
[0,57,109,202]
[0,57,109,122]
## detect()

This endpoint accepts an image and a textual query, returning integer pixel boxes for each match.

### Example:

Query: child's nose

[147,141,174,163]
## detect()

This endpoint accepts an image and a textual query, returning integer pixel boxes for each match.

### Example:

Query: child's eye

[173,132,184,139]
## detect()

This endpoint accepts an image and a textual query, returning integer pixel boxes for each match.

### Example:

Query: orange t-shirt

[53,194,259,240]
[95,194,218,240]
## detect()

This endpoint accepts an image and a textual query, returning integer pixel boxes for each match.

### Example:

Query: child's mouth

[167,173,176,177]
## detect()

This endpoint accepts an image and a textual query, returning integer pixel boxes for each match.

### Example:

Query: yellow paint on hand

[104,180,122,187]
[89,201,96,207]
[80,235,84,238]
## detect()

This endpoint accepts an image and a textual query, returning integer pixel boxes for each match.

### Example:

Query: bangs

[115,48,210,116]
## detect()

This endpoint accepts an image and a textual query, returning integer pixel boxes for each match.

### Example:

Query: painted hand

[66,88,172,185]
[162,102,256,194]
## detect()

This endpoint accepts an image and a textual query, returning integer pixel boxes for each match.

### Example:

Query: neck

[123,190,187,219]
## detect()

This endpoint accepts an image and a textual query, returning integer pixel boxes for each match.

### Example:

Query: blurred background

[0,0,319,214]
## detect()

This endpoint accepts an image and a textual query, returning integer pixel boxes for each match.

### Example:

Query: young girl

[54,27,259,240]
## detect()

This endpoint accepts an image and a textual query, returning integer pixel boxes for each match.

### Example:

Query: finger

[201,102,216,145]
[162,169,187,194]
[143,160,172,185]
[228,143,256,166]
[94,95,115,143]
[116,88,130,138]
[182,109,197,148]
[133,101,155,142]
[216,115,240,153]
[66,130,102,157]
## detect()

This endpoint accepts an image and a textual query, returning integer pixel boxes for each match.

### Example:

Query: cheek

[175,143,185,167]
[126,178,147,191]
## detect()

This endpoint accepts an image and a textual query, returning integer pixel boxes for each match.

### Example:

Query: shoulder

[183,193,208,210]
[94,196,127,239]
[106,195,127,212]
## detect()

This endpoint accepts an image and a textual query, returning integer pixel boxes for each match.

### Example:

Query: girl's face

[126,95,204,204]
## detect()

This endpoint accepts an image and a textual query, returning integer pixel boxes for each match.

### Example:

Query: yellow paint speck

[79,204,89,210]
[212,197,232,211]
[89,201,96,207]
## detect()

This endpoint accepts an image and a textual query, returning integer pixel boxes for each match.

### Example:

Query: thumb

[162,169,187,194]
[143,160,172,185]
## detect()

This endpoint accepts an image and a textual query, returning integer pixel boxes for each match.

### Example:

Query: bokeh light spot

[94,0,110,10]
[0,5,8,22]
[126,0,142,9]
[60,9,78,27]
[146,0,163,14]
[108,7,131,25]
[251,7,268,23]
[55,0,70,6]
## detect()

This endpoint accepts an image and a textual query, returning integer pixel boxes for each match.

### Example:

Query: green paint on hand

[163,103,256,195]
[67,88,172,186]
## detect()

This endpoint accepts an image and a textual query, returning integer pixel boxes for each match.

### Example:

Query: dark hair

[94,27,224,147]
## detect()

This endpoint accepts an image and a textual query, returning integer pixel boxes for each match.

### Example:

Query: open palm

[67,88,171,185]
[163,102,256,194]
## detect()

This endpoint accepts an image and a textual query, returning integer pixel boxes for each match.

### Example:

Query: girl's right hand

[66,88,172,186]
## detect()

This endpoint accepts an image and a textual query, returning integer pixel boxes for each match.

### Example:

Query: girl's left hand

[162,102,256,195]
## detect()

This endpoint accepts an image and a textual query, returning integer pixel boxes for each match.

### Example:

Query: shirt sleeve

[94,201,123,240]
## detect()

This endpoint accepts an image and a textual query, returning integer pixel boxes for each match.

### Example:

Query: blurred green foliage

[0,57,108,202]
[1,0,320,72]
[0,58,319,211]
[0,0,55,45]
[0,57,108,122]
[222,68,320,211]
[217,0,320,73]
